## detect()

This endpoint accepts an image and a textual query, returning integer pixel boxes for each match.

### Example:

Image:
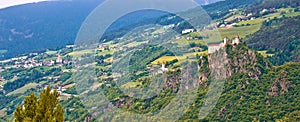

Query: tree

[14,86,65,122]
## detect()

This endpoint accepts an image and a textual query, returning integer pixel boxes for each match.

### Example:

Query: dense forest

[246,15,300,65]
[246,0,300,13]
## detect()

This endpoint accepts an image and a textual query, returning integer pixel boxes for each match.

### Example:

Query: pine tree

[14,86,65,122]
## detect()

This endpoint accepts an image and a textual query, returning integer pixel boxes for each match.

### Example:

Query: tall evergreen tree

[14,86,65,122]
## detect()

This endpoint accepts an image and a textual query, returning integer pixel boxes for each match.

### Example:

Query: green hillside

[246,15,300,65]
[0,0,299,121]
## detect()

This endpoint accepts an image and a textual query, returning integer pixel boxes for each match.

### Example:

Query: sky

[0,0,56,9]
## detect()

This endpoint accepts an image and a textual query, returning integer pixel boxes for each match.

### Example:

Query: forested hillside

[0,0,299,121]
[179,44,300,121]
[246,0,300,13]
[246,15,300,65]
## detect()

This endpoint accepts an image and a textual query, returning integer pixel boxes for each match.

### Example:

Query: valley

[0,0,299,121]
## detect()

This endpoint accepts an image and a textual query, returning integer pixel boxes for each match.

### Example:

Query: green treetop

[14,86,64,122]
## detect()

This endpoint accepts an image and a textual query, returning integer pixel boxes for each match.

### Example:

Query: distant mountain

[0,0,225,60]
[0,0,55,10]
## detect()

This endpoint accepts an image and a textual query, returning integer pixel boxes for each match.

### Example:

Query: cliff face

[194,44,300,121]
[199,43,271,83]
[225,44,271,81]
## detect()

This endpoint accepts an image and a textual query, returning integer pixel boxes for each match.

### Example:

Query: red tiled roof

[208,44,221,46]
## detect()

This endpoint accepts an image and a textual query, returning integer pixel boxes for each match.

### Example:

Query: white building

[161,63,168,72]
[181,29,194,34]
[208,44,222,54]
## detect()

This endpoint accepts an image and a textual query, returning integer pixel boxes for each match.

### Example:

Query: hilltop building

[208,43,223,54]
[208,35,241,54]
[232,35,241,45]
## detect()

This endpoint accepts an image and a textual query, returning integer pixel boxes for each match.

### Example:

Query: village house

[262,9,269,13]
[98,44,108,49]
[161,63,168,72]
[229,8,238,12]
[237,16,249,21]
[208,43,222,54]
[56,55,63,64]
[182,29,194,35]
[158,63,169,74]
[0,75,4,83]
[186,36,193,40]
[63,59,70,65]
[66,45,75,48]
[147,65,160,71]
[43,60,55,66]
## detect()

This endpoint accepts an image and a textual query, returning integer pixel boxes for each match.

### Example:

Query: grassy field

[122,82,142,89]
[7,83,38,96]
[0,108,7,118]
[175,39,207,46]
[217,8,300,39]
[218,23,262,39]
[63,83,75,89]
[236,18,264,26]
[0,50,7,54]
[152,51,207,65]
[45,50,58,55]
[285,11,300,17]
[68,50,94,57]
[152,56,180,65]
[125,41,148,47]
[258,50,274,57]
[98,50,113,56]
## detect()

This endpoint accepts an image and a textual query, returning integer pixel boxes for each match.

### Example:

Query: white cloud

[0,0,57,9]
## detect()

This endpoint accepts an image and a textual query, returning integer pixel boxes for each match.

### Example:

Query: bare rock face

[208,49,230,80]
[268,70,290,96]
[201,44,271,83]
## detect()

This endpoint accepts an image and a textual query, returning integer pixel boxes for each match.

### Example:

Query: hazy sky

[0,0,221,10]
[0,0,56,9]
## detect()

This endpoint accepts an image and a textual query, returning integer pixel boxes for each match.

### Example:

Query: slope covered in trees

[246,0,300,13]
[179,44,300,121]
[246,15,300,65]
[85,44,300,121]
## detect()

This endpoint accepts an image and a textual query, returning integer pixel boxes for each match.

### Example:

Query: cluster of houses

[217,15,256,28]
[0,76,5,93]
[208,35,241,54]
[218,8,279,28]
[1,55,70,69]
[14,58,43,68]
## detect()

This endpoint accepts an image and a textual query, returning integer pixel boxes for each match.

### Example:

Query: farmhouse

[161,63,168,72]
[182,29,194,34]
[56,55,63,64]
